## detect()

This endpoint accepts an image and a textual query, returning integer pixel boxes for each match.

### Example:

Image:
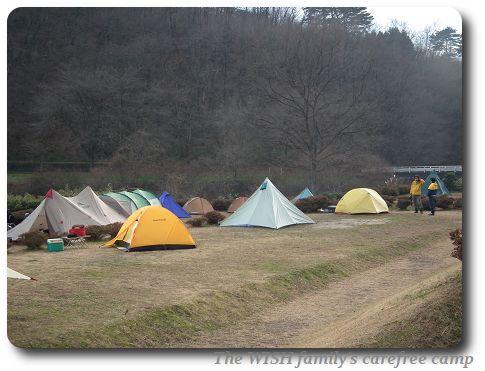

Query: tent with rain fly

[99,192,138,217]
[422,172,450,196]
[118,191,151,209]
[7,187,125,241]
[335,188,389,214]
[132,189,162,206]
[291,187,314,203]
[159,192,191,218]
[227,196,248,213]
[183,197,214,215]
[220,178,315,229]
[104,206,196,251]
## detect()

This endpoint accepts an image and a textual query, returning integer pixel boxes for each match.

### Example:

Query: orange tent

[227,196,248,213]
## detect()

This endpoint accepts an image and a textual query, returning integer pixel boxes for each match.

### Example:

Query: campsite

[6,7,463,351]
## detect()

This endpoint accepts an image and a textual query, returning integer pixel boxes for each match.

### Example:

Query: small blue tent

[292,187,314,203]
[159,192,191,218]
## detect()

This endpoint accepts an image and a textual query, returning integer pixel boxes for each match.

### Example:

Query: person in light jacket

[409,175,425,214]
[427,178,439,216]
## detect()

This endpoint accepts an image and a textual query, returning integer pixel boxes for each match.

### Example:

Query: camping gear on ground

[132,189,162,206]
[7,267,35,280]
[220,177,315,229]
[47,238,64,252]
[335,188,389,214]
[7,187,126,241]
[104,206,196,252]
[183,197,214,215]
[159,192,191,218]
[69,225,86,237]
[321,205,337,213]
[227,196,248,213]
[422,171,450,196]
[291,187,314,203]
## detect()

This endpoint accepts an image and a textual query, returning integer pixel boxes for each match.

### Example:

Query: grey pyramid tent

[292,187,314,203]
[220,178,315,229]
[422,172,450,196]
[7,187,125,241]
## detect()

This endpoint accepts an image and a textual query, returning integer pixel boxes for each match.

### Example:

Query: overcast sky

[367,6,462,33]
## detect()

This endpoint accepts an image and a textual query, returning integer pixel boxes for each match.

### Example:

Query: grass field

[7,210,462,348]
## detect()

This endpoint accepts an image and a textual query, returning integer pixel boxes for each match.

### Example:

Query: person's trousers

[429,195,437,214]
[412,195,423,211]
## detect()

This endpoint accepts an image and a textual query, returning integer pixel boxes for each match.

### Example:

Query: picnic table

[61,235,91,249]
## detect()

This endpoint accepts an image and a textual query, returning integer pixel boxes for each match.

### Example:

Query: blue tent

[159,192,191,218]
[421,172,450,196]
[292,187,314,203]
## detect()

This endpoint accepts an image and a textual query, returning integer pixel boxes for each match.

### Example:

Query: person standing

[427,177,439,216]
[409,175,425,214]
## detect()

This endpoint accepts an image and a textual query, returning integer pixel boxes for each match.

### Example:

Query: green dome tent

[422,172,450,196]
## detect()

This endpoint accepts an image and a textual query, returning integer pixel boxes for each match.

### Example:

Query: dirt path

[193,238,461,348]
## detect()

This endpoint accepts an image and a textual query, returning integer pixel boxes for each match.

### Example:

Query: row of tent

[7,186,247,241]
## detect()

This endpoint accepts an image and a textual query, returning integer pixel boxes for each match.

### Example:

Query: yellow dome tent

[104,206,196,251]
[335,188,389,214]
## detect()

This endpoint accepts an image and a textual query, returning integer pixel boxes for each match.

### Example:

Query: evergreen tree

[430,27,462,57]
[303,7,374,32]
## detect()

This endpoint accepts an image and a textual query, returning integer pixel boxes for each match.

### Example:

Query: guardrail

[387,165,462,174]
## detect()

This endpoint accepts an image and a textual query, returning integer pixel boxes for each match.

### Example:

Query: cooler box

[47,238,64,252]
[69,226,86,237]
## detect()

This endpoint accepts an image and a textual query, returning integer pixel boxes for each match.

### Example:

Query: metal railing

[388,165,462,174]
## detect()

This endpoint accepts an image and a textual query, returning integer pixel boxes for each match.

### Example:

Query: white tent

[220,177,315,229]
[7,267,34,280]
[7,187,126,241]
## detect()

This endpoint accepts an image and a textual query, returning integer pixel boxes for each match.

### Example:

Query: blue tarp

[159,192,191,218]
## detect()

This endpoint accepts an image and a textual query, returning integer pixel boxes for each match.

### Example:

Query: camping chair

[61,235,90,249]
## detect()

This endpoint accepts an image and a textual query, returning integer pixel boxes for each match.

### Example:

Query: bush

[381,195,396,207]
[378,186,399,196]
[204,211,226,225]
[453,197,462,209]
[86,223,123,241]
[211,198,232,211]
[421,197,430,211]
[295,195,329,213]
[437,195,454,209]
[186,217,207,227]
[398,185,410,195]
[19,231,48,249]
[396,196,411,210]
[7,193,43,212]
[450,229,462,261]
[176,199,188,207]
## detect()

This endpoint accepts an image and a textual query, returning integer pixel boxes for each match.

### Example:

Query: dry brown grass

[7,210,462,348]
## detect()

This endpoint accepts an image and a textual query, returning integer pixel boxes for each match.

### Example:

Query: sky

[367,6,462,33]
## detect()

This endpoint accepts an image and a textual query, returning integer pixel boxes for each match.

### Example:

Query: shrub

[378,186,399,196]
[86,225,106,241]
[450,229,462,261]
[295,195,329,213]
[212,198,232,211]
[396,196,411,210]
[437,195,454,209]
[176,199,188,207]
[103,223,123,238]
[381,195,396,207]
[398,185,410,195]
[7,193,43,212]
[421,197,430,210]
[453,197,462,209]
[204,211,226,225]
[19,231,48,249]
[186,217,207,227]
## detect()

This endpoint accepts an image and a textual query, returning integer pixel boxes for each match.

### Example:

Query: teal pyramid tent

[292,187,314,203]
[422,172,449,196]
[220,178,315,229]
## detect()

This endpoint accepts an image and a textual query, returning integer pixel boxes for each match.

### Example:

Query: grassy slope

[366,269,462,348]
